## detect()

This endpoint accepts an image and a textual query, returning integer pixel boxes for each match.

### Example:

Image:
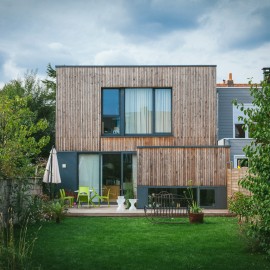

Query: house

[56,65,230,209]
[217,73,254,168]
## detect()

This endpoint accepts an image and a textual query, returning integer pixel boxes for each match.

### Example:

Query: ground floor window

[199,189,215,207]
[147,187,216,208]
[148,187,197,203]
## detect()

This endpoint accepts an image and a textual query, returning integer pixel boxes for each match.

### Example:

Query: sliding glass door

[102,154,121,201]
[78,154,100,200]
[79,153,137,203]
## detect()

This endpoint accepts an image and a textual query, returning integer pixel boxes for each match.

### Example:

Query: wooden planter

[189,213,204,224]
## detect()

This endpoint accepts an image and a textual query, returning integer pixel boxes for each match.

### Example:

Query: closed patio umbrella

[43,147,61,197]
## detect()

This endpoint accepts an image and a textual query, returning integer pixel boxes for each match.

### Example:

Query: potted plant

[184,180,204,224]
[189,201,204,223]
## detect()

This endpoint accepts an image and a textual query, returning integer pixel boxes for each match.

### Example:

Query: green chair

[92,187,111,207]
[77,186,90,208]
[59,189,74,207]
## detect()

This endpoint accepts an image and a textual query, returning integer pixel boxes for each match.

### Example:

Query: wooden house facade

[56,66,230,208]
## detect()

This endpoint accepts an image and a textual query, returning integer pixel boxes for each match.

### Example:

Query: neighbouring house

[56,65,230,209]
[217,73,254,169]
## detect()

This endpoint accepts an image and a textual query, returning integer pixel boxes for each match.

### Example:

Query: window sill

[101,134,173,138]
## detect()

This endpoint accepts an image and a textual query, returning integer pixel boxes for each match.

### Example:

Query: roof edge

[55,64,217,68]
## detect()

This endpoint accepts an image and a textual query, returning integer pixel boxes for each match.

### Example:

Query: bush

[228,192,251,223]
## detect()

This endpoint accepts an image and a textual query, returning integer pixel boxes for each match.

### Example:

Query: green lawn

[30,217,269,270]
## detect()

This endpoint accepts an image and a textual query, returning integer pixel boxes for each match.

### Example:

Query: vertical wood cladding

[56,66,217,151]
[138,147,230,186]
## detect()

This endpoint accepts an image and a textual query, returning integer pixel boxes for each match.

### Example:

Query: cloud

[199,0,270,51]
[0,0,269,87]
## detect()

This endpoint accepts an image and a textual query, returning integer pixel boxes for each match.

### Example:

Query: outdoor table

[74,189,94,206]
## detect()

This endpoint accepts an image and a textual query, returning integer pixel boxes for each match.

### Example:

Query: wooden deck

[67,205,233,217]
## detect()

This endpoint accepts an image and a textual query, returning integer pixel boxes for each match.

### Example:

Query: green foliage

[0,95,49,177]
[0,94,49,178]
[124,183,135,209]
[233,78,270,255]
[43,201,67,223]
[184,180,203,213]
[228,192,251,223]
[0,70,55,157]
[0,212,41,270]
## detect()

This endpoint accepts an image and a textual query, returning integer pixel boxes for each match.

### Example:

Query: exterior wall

[137,186,227,209]
[56,65,231,209]
[227,139,252,163]
[56,66,217,152]
[217,87,253,168]
[57,152,78,192]
[137,146,230,186]
[217,87,253,140]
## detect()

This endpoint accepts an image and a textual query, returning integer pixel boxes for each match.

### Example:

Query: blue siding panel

[217,87,253,140]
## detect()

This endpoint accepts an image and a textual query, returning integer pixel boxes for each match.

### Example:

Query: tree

[233,76,270,255]
[1,69,55,157]
[0,94,49,178]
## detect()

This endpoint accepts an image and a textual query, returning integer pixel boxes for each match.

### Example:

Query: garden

[20,216,270,269]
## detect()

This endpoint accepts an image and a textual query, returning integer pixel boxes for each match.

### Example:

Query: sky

[1,0,270,88]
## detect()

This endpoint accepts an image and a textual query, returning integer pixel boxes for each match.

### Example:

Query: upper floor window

[233,103,254,138]
[102,88,172,136]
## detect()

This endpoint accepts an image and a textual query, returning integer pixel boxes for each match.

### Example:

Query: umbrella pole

[50,147,53,200]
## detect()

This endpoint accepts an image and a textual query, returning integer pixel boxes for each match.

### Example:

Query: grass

[29,217,269,270]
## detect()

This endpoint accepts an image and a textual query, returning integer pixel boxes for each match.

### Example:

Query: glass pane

[200,189,215,207]
[103,89,119,115]
[237,158,248,167]
[102,154,121,201]
[79,154,100,201]
[125,88,152,134]
[102,117,120,135]
[235,124,245,138]
[123,154,133,197]
[155,89,172,133]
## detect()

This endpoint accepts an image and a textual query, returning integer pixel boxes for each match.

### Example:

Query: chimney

[262,67,270,83]
[227,72,234,86]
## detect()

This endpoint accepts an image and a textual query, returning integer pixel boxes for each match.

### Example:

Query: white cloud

[3,59,24,80]
[0,0,269,86]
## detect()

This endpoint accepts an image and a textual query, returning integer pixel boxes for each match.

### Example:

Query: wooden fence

[227,167,251,198]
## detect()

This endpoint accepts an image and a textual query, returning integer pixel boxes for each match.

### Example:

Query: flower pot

[189,213,204,224]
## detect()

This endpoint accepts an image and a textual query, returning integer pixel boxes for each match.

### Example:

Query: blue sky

[0,0,270,88]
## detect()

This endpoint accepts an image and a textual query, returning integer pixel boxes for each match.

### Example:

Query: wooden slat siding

[227,168,251,198]
[137,147,230,186]
[56,66,217,151]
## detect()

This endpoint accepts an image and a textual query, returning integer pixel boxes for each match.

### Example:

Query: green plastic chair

[59,189,74,207]
[77,186,90,208]
[92,187,111,207]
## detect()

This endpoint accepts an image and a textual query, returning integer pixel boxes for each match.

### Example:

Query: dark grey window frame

[101,87,173,137]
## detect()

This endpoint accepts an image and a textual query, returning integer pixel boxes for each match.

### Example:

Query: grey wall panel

[217,88,253,140]
[228,139,253,161]
[58,152,78,192]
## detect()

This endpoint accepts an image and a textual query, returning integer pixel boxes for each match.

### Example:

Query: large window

[102,88,172,136]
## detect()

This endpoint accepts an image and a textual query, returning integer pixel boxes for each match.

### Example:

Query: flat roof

[56,65,217,68]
